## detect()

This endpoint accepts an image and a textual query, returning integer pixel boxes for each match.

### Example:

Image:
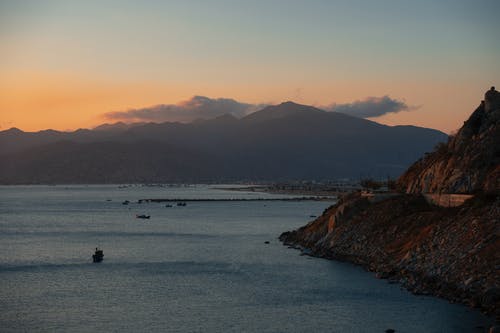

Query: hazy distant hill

[0,102,447,184]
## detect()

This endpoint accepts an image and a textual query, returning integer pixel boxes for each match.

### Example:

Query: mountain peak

[242,101,324,122]
[2,127,23,134]
[275,100,319,110]
[278,101,301,107]
[93,122,129,131]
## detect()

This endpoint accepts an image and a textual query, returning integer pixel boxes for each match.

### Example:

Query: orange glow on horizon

[0,71,488,134]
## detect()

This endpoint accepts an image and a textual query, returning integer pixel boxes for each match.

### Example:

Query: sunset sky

[1,0,499,133]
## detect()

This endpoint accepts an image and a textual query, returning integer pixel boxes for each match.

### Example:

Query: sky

[1,0,499,133]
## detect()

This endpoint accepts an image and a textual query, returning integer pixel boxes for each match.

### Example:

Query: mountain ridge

[0,101,447,184]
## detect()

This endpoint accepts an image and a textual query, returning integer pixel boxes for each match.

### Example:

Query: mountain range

[0,101,447,184]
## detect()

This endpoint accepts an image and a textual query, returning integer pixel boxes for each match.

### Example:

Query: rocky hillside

[281,192,499,316]
[398,87,500,194]
[280,88,500,318]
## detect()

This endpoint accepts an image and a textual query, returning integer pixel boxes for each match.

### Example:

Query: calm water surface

[0,185,494,332]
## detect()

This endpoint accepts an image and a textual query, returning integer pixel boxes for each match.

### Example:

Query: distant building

[484,86,500,112]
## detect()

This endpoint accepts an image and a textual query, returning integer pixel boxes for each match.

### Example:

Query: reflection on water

[0,185,494,332]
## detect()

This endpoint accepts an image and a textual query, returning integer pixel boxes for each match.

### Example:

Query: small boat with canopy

[92,247,104,263]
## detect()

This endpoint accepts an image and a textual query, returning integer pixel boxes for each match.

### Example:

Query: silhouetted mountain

[0,126,112,154]
[0,102,447,183]
[242,101,324,122]
[93,122,146,132]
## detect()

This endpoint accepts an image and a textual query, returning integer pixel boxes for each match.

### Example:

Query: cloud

[323,96,417,118]
[104,96,267,123]
[103,95,417,124]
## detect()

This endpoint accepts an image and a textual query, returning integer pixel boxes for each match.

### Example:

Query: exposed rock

[398,87,500,194]
[281,192,499,317]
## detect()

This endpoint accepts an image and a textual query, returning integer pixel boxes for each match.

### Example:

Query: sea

[0,185,494,332]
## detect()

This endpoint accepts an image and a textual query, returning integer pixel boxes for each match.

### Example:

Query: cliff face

[280,88,500,317]
[398,87,500,194]
[281,193,500,316]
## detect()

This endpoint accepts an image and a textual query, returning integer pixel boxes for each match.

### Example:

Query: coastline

[219,183,358,197]
[279,192,500,320]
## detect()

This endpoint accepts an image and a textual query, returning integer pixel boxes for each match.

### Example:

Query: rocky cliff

[280,88,500,317]
[398,87,500,194]
[281,192,499,316]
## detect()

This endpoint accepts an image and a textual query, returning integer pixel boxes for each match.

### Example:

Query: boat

[122,200,130,205]
[136,214,150,219]
[177,202,187,206]
[92,247,104,263]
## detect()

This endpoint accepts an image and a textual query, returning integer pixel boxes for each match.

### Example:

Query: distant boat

[136,214,150,219]
[177,202,187,206]
[165,204,173,207]
[122,200,130,205]
[92,247,104,263]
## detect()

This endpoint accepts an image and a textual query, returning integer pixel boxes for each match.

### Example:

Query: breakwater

[138,196,335,203]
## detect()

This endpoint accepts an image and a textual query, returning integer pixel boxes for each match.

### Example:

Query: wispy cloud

[104,96,267,123]
[323,96,418,118]
[103,95,417,123]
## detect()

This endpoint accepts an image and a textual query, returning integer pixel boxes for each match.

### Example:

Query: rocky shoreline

[280,192,499,320]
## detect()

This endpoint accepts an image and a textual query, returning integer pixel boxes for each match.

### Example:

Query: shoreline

[279,192,500,320]
[219,184,356,197]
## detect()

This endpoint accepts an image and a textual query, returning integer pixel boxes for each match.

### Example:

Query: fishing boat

[92,247,104,263]
[136,214,150,219]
